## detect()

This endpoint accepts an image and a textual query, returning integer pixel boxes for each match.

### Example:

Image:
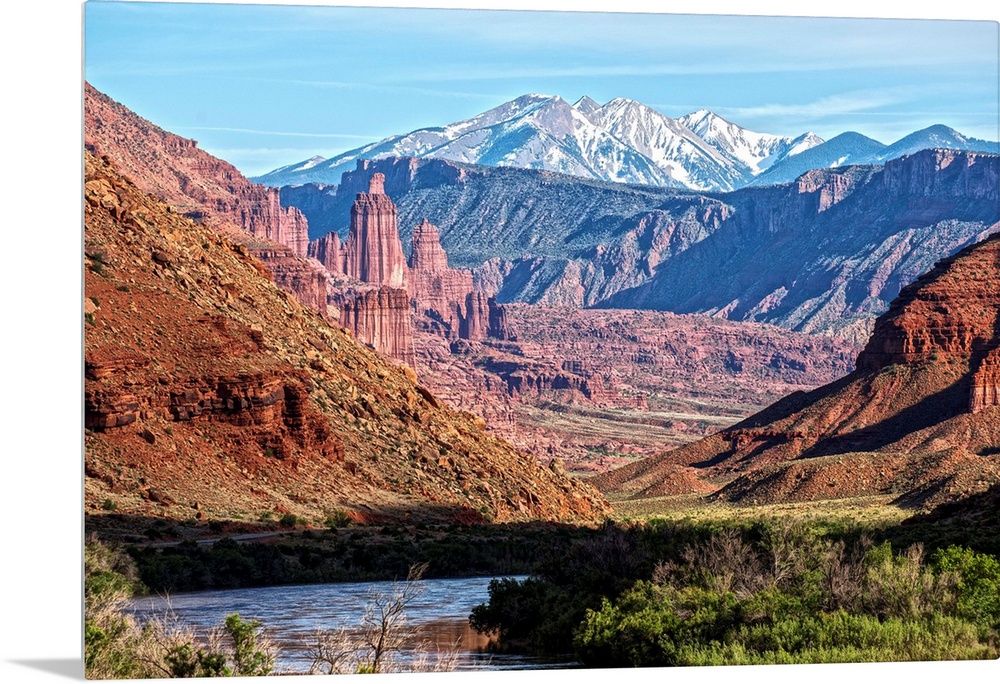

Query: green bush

[932,545,1000,633]
[472,521,1000,667]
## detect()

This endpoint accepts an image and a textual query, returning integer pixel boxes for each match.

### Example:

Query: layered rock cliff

[343,174,409,288]
[414,305,859,473]
[85,83,310,256]
[332,286,416,369]
[280,153,999,340]
[85,83,324,314]
[595,233,1000,508]
[307,231,343,276]
[84,151,609,529]
[246,243,328,315]
[970,347,1000,414]
[408,219,489,340]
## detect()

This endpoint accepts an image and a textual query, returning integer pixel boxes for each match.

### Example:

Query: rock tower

[343,173,409,288]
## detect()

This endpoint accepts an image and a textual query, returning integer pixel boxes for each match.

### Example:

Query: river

[128,575,575,674]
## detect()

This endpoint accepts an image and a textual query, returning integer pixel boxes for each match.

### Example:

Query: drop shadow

[7,658,82,680]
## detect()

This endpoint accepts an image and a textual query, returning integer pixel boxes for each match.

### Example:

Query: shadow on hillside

[85,505,597,547]
[86,511,626,594]
[799,376,969,459]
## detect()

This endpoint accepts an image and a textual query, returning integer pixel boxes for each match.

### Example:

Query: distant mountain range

[280,150,1000,342]
[253,94,998,191]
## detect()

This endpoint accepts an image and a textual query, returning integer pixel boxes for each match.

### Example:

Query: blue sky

[84,1,1000,176]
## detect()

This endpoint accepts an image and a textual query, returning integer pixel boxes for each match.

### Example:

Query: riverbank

[89,493,1000,597]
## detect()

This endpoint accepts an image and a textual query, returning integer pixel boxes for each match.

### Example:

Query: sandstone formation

[343,174,409,288]
[487,297,516,341]
[307,231,343,276]
[84,83,324,314]
[970,348,1000,414]
[313,176,494,362]
[332,286,416,369]
[84,152,609,532]
[247,243,328,315]
[413,305,859,473]
[85,83,310,257]
[279,152,999,341]
[595,233,1000,508]
[408,219,489,340]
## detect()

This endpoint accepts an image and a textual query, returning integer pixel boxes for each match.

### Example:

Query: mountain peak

[572,95,602,113]
[251,94,995,192]
[681,109,723,127]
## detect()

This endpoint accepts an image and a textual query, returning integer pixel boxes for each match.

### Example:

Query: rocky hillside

[595,234,1000,509]
[609,150,1000,342]
[85,83,309,257]
[413,305,858,473]
[83,152,609,533]
[280,152,998,340]
[85,83,327,317]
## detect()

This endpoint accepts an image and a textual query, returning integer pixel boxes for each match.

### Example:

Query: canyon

[84,150,609,530]
[596,233,1000,509]
[278,151,999,343]
[84,82,1000,522]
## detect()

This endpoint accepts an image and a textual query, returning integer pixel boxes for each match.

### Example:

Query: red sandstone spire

[343,173,409,288]
[307,231,343,276]
[409,219,450,272]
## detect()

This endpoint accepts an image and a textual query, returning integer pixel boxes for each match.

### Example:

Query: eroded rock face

[596,233,1000,508]
[856,226,1000,372]
[414,304,859,473]
[408,219,489,340]
[84,151,609,528]
[85,83,310,256]
[249,245,328,316]
[970,347,1000,414]
[84,83,325,312]
[488,297,516,340]
[344,174,409,288]
[410,218,450,271]
[307,231,343,276]
[333,286,416,368]
[279,152,999,341]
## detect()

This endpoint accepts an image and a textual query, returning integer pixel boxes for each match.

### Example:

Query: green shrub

[325,510,352,529]
[224,613,275,676]
[932,545,1000,633]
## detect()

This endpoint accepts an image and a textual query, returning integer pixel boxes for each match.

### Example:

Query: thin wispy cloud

[279,78,497,101]
[714,91,912,120]
[176,126,376,140]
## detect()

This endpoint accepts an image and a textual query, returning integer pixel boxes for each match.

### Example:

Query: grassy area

[607,493,912,527]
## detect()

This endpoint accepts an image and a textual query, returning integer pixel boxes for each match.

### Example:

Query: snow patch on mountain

[252,95,996,192]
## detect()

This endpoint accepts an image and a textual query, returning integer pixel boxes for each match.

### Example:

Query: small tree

[310,562,458,674]
[224,613,275,676]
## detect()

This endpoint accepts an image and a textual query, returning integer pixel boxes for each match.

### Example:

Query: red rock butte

[595,232,1000,508]
[343,173,409,289]
[408,218,490,341]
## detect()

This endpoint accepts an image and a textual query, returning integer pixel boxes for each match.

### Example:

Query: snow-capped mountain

[750,125,999,187]
[252,95,997,192]
[750,132,888,187]
[678,109,822,178]
[252,94,821,191]
[874,124,999,162]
